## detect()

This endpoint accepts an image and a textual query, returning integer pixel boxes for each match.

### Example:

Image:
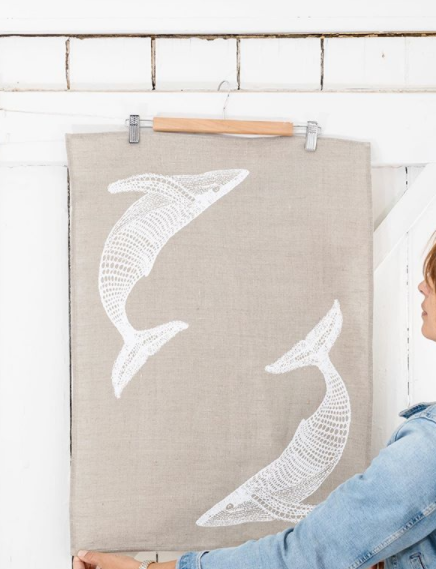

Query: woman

[73,231,436,569]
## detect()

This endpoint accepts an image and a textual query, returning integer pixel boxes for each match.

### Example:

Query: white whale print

[196,299,351,526]
[98,169,250,398]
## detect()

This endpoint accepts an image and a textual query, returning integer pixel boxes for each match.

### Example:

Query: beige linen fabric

[66,130,373,554]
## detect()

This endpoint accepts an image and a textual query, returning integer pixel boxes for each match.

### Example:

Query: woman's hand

[73,550,177,569]
[73,551,141,569]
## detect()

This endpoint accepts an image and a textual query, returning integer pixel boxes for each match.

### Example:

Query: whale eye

[226,503,234,510]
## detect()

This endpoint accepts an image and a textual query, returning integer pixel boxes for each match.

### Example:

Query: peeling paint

[1,32,436,40]
[151,37,156,90]
[65,38,70,90]
[320,36,324,90]
[236,38,241,90]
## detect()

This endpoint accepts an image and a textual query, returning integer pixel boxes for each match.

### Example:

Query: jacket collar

[398,400,436,418]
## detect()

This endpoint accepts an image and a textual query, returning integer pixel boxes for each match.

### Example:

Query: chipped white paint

[239,38,321,90]
[155,38,238,90]
[0,37,68,90]
[69,38,153,91]
[324,37,436,90]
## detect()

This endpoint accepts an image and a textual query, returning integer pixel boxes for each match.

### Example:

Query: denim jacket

[176,401,436,569]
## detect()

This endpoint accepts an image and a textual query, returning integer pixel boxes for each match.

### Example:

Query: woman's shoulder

[385,401,436,447]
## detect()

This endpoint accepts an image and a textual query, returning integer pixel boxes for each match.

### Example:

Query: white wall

[1,8,436,568]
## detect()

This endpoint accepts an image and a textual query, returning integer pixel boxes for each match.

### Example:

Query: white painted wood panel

[373,238,410,455]
[1,19,436,35]
[1,0,436,34]
[239,38,321,90]
[371,166,408,230]
[69,38,153,91]
[324,37,436,90]
[0,37,68,90]
[324,37,408,90]
[405,37,436,87]
[0,166,70,569]
[155,38,237,90]
[374,164,436,270]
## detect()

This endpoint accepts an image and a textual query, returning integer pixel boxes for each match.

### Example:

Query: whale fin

[196,489,318,526]
[112,321,189,398]
[196,495,277,527]
[107,173,184,194]
[250,492,318,522]
[265,299,342,373]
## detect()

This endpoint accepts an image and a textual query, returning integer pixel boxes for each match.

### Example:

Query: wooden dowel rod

[153,117,294,136]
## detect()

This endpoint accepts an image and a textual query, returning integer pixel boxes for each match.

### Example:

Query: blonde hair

[423,229,436,290]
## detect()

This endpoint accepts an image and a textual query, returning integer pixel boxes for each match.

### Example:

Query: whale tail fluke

[112,321,189,398]
[305,299,342,354]
[265,300,342,374]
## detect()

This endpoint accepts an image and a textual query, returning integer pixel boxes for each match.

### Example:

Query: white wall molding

[374,163,436,270]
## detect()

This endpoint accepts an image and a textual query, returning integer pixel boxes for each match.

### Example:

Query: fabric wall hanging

[66,130,373,554]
